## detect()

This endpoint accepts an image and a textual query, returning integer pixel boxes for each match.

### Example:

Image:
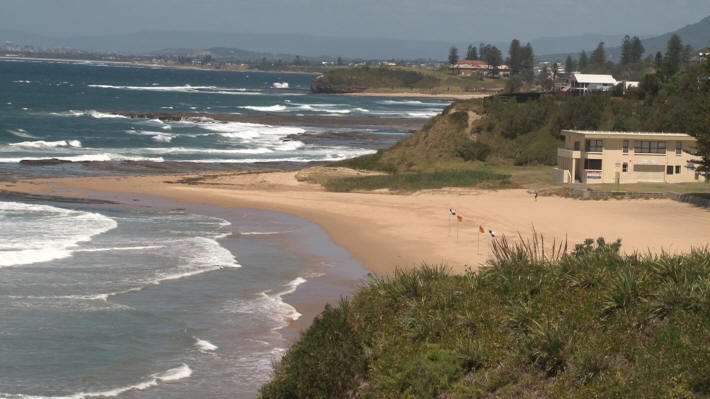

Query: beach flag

[479,225,485,233]
[488,230,496,238]
[449,209,456,216]
[457,215,463,222]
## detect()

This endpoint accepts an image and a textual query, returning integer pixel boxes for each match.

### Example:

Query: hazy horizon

[2,0,710,43]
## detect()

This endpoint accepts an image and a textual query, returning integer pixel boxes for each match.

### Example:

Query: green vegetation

[323,170,510,192]
[261,239,710,398]
[333,58,710,183]
[311,66,506,94]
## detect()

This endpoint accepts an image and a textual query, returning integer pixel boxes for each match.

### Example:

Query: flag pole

[477,231,480,254]
[448,213,451,237]
[457,221,459,241]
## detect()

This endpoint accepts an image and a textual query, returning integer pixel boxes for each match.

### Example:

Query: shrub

[457,141,491,161]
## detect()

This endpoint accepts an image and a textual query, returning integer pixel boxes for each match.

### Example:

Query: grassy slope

[314,66,506,94]
[261,239,710,398]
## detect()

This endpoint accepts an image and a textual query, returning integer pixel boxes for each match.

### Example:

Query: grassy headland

[311,66,506,95]
[323,62,710,193]
[261,239,710,398]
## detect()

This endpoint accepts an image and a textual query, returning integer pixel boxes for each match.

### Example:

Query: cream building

[554,130,706,184]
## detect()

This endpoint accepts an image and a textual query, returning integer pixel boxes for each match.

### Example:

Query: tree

[520,43,535,82]
[466,45,478,60]
[663,34,683,77]
[681,44,693,66]
[565,55,576,74]
[590,42,606,65]
[579,50,589,70]
[481,44,503,76]
[448,47,459,65]
[508,39,522,75]
[631,36,645,63]
[621,35,633,65]
[655,51,663,71]
[691,60,710,175]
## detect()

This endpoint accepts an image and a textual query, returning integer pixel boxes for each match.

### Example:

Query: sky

[2,0,710,42]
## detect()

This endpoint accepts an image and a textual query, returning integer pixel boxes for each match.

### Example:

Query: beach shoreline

[2,171,709,277]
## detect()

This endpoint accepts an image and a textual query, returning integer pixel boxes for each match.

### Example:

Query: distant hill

[149,46,310,63]
[541,15,710,62]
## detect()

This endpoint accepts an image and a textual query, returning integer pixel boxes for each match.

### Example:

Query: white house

[568,73,617,95]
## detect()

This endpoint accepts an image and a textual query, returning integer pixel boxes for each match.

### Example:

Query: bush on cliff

[260,238,710,398]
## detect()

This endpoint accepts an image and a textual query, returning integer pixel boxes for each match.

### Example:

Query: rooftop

[572,73,617,85]
[562,130,695,139]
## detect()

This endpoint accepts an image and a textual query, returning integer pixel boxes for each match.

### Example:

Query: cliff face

[310,75,366,94]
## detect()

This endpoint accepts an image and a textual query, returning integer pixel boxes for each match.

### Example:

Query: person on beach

[534,190,538,201]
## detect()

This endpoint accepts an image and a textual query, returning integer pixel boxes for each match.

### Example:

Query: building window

[622,162,628,172]
[585,139,603,152]
[634,141,666,154]
[623,140,629,154]
[676,142,682,155]
[667,165,674,175]
[584,159,603,170]
[675,165,681,174]
[574,141,580,151]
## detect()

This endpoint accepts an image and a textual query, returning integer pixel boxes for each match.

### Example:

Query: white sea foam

[0,364,192,399]
[6,128,38,139]
[193,337,218,352]
[88,84,258,96]
[272,82,289,89]
[125,128,175,143]
[73,245,166,253]
[230,277,307,332]
[0,202,118,267]
[149,237,240,285]
[274,141,305,151]
[141,147,273,155]
[53,110,128,119]
[407,111,439,118]
[9,140,82,149]
[241,105,288,112]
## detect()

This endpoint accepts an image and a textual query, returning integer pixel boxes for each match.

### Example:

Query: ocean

[0,59,448,170]
[0,59,448,398]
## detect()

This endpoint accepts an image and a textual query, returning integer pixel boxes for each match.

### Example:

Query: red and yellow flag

[479,225,485,233]
[457,215,463,222]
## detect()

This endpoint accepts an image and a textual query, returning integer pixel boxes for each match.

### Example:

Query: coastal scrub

[260,238,710,398]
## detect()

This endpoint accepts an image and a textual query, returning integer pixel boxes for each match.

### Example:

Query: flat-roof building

[554,130,705,184]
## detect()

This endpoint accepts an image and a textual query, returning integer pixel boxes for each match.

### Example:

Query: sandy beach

[2,171,709,276]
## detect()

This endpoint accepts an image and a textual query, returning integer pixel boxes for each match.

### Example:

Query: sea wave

[0,202,118,268]
[6,128,39,139]
[193,337,218,352]
[229,277,307,332]
[52,110,128,119]
[125,129,175,143]
[88,84,262,96]
[0,364,192,399]
[9,139,82,149]
[241,105,288,112]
